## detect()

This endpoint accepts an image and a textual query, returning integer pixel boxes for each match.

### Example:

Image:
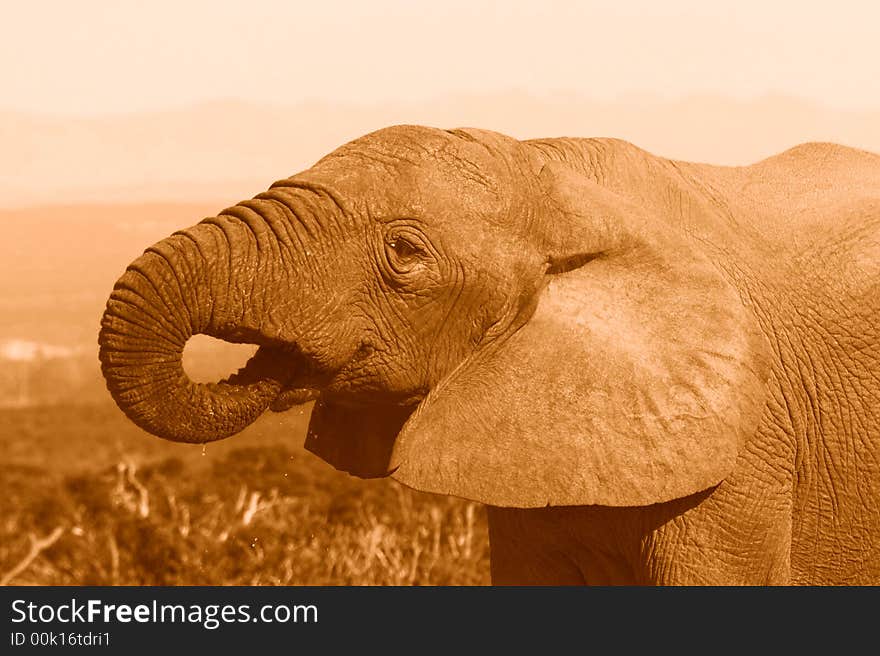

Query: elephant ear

[385,161,771,507]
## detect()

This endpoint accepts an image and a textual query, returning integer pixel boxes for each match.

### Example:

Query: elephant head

[99,126,769,508]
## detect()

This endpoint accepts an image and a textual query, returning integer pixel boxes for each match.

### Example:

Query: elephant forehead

[304,126,513,221]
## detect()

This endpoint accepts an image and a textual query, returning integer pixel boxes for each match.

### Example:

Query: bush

[0,445,491,585]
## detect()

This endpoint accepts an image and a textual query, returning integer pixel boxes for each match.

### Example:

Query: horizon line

[3,90,879,121]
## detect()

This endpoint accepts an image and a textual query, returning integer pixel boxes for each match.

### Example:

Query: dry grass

[0,406,491,586]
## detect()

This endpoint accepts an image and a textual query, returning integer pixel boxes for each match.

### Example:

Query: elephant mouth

[270,385,321,411]
[229,342,324,412]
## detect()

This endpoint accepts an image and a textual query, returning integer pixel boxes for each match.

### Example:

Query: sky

[3,0,879,116]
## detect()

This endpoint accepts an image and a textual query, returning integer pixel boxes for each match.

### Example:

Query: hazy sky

[3,0,879,116]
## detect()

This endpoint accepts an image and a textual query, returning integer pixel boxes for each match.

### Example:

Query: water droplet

[201,444,207,456]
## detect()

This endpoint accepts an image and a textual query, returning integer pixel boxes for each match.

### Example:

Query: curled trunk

[98,214,291,443]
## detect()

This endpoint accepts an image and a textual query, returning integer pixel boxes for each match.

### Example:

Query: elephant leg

[487,505,660,585]
[488,495,791,586]
[638,489,792,585]
[487,427,794,585]
[487,506,588,585]
[639,432,794,585]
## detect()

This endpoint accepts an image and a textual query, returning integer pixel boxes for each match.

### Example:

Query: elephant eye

[380,225,435,281]
[384,234,426,275]
[388,237,420,259]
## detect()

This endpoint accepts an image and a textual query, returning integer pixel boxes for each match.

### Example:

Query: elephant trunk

[98,208,295,443]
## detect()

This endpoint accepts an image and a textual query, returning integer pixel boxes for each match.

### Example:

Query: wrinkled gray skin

[99,126,880,584]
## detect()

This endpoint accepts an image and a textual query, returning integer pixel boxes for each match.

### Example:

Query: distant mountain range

[3,93,878,208]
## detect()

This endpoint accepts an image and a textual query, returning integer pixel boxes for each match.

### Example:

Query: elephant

[98,125,880,585]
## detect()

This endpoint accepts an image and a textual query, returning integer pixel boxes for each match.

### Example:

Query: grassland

[1,403,490,585]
